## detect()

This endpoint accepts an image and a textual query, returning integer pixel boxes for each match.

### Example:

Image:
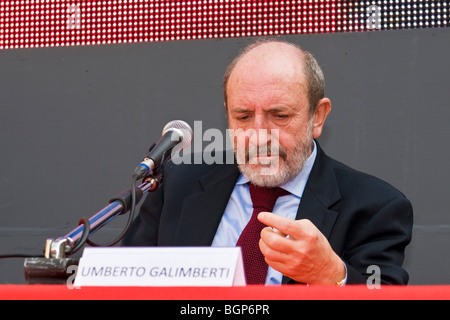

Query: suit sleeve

[343,194,413,285]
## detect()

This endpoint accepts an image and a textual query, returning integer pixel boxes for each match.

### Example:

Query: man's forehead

[229,42,306,85]
[236,41,304,66]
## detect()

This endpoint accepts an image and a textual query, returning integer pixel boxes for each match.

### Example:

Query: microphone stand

[23,173,162,284]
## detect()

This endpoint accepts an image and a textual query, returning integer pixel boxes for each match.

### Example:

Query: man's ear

[312,98,331,139]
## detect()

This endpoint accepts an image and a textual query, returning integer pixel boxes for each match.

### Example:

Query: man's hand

[258,211,346,285]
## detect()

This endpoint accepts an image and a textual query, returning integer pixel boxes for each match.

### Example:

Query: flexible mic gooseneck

[40,120,193,259]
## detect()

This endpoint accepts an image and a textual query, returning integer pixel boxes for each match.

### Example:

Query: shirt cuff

[338,261,348,286]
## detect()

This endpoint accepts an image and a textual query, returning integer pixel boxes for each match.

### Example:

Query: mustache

[245,143,288,162]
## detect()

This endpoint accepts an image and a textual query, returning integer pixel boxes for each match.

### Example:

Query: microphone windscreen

[162,120,193,151]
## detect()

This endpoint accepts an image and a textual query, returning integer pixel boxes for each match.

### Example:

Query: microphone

[133,120,193,179]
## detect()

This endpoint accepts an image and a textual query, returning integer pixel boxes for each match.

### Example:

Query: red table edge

[1,284,450,300]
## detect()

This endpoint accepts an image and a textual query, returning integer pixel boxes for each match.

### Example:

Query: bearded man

[123,40,413,286]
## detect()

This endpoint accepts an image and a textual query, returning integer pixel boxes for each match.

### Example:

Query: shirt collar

[236,140,317,198]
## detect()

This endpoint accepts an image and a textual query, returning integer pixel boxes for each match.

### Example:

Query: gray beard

[231,118,315,188]
[237,138,312,187]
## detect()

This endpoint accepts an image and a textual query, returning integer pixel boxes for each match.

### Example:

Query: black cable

[0,218,90,259]
[85,174,139,248]
[1,176,141,258]
[71,217,91,254]
[0,254,44,259]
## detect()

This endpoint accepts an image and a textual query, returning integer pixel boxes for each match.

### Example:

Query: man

[123,40,413,285]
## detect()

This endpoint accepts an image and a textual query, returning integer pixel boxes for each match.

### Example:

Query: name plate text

[74,247,246,287]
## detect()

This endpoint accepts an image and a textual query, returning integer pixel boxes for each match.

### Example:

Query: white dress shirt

[211,141,317,285]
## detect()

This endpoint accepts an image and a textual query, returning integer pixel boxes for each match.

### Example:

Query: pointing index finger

[258,211,304,240]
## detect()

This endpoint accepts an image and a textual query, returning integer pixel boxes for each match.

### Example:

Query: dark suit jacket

[123,143,413,285]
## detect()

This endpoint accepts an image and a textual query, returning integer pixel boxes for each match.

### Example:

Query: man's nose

[249,115,272,147]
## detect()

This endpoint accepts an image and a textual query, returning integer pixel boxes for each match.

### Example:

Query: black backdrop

[1,28,449,284]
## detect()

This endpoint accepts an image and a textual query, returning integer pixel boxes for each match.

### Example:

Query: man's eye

[275,114,288,119]
[237,115,250,121]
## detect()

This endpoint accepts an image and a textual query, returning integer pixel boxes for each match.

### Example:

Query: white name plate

[74,247,246,287]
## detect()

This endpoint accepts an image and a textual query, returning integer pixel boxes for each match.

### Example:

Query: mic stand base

[24,257,78,285]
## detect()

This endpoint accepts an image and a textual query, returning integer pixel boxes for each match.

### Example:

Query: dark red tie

[236,183,289,284]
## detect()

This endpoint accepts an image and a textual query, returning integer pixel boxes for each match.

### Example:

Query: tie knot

[248,183,289,212]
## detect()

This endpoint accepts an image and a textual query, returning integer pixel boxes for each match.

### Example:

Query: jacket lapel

[295,142,341,237]
[282,143,341,284]
[172,162,241,246]
[170,144,342,285]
